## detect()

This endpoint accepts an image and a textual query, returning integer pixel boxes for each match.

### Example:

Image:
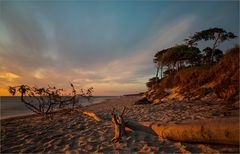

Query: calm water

[0,96,117,119]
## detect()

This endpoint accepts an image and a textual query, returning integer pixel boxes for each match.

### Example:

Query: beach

[1,96,239,153]
[1,1,239,153]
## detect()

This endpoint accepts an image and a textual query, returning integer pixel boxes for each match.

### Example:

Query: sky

[0,1,239,96]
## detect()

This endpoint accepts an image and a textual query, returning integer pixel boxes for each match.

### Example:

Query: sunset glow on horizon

[0,1,239,96]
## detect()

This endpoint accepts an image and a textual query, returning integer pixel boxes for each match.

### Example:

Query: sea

[0,96,118,119]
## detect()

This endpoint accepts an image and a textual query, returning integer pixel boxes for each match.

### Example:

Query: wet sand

[1,96,239,153]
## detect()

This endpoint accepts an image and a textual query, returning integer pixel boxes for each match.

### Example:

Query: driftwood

[78,107,239,145]
[111,107,126,143]
[151,117,239,145]
[125,117,239,145]
[83,111,102,122]
[125,121,157,135]
[75,108,102,122]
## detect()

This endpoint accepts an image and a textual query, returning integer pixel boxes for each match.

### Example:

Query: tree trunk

[156,67,159,78]
[160,65,163,78]
[125,121,157,135]
[125,117,239,145]
[211,33,221,63]
[21,94,41,114]
[111,114,125,143]
[111,107,126,143]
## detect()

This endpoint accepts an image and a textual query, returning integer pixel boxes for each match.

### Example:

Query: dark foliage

[185,27,237,64]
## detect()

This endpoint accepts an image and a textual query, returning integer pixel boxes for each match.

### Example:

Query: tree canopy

[185,27,237,63]
[150,27,237,88]
[153,45,202,78]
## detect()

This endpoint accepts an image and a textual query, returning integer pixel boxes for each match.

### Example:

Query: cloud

[0,72,20,82]
[0,3,196,95]
[83,15,197,83]
[33,68,47,79]
[150,15,196,49]
[54,15,196,95]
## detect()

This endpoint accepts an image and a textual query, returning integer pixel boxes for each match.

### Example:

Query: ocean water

[0,96,117,119]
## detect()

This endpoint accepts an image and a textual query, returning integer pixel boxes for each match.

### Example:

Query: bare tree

[8,83,93,117]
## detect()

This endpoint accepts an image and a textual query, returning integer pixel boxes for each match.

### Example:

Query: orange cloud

[0,72,20,81]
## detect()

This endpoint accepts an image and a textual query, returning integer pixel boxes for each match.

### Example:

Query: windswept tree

[167,45,202,68]
[185,27,237,63]
[153,49,167,78]
[153,45,202,78]
[185,46,202,66]
[203,47,223,64]
[162,47,179,72]
[203,47,213,64]
[213,49,223,62]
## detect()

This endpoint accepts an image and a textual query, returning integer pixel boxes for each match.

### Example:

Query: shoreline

[0,113,37,121]
[1,96,239,153]
[0,96,120,121]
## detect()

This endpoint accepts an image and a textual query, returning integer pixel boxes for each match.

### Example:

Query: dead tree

[8,83,93,117]
[107,107,239,145]
[111,107,126,143]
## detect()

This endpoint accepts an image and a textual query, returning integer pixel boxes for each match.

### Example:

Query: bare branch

[120,106,126,116]
[111,108,115,115]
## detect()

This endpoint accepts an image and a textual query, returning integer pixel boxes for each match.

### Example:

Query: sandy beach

[1,1,239,153]
[1,96,239,153]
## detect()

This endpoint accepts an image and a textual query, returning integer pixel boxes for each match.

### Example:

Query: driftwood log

[111,107,126,143]
[75,108,102,122]
[77,108,239,145]
[125,117,239,145]
[125,121,157,135]
[83,111,102,122]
